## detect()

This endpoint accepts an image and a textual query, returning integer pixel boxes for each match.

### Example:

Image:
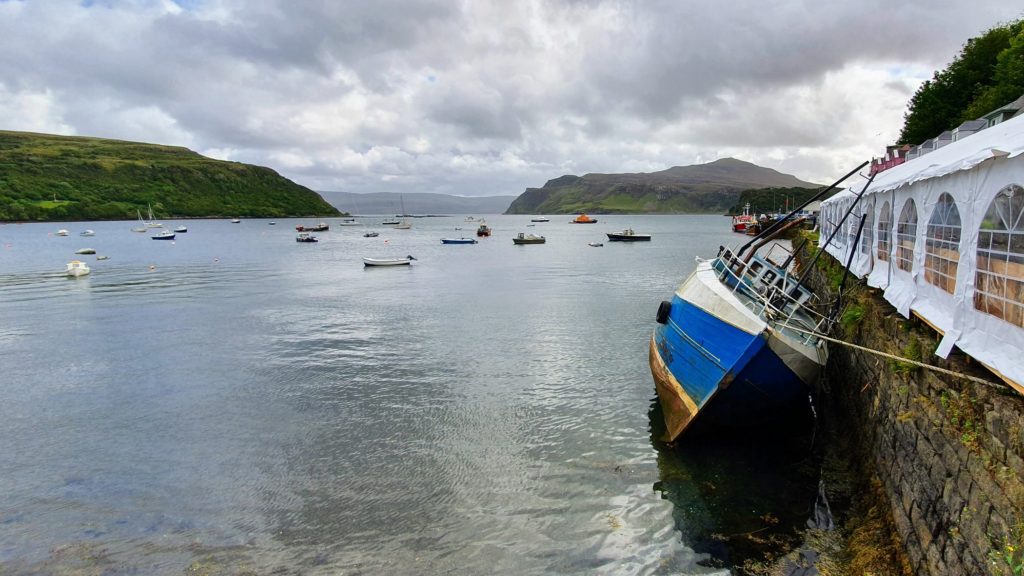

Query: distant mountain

[504,158,820,214]
[0,130,340,221]
[320,191,515,215]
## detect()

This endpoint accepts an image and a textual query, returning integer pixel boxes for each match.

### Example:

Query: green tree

[963,26,1024,120]
[899,20,1023,145]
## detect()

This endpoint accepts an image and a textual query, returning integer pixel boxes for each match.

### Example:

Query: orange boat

[570,213,598,224]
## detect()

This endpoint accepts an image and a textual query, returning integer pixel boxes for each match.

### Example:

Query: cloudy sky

[1,1,1021,195]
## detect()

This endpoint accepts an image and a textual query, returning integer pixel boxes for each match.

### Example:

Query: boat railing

[713,246,833,345]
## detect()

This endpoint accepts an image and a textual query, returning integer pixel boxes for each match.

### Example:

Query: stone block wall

[805,251,1024,575]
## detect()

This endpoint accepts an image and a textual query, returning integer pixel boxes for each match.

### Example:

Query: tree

[899,20,1022,145]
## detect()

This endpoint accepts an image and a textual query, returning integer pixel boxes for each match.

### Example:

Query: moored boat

[296,232,318,243]
[151,230,175,240]
[80,230,95,237]
[570,213,598,224]
[731,203,756,233]
[476,222,491,237]
[363,231,380,237]
[296,222,329,232]
[174,225,188,233]
[649,242,827,442]
[231,218,241,223]
[606,228,651,241]
[648,164,866,442]
[363,255,416,267]
[441,238,478,244]
[530,216,550,222]
[55,229,69,236]
[75,248,96,255]
[66,260,90,277]
[588,241,603,247]
[512,232,545,244]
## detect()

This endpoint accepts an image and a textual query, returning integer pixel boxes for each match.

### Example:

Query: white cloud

[0,0,1020,194]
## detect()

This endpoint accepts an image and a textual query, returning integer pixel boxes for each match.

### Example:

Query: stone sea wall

[802,246,1024,575]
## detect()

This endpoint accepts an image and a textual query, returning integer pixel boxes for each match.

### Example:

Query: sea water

[0,215,818,574]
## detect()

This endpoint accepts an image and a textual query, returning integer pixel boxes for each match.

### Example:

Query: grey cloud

[0,0,1021,194]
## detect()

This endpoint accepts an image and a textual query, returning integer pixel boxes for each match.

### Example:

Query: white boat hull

[363,257,414,267]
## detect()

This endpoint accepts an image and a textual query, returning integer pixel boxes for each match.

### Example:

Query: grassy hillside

[0,130,341,221]
[504,158,819,214]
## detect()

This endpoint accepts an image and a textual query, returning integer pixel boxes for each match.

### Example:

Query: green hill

[0,130,341,221]
[504,158,819,214]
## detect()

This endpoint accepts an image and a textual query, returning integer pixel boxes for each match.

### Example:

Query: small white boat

[132,209,148,232]
[174,225,188,233]
[339,218,361,226]
[145,204,163,228]
[296,232,318,243]
[588,241,604,247]
[80,230,95,237]
[231,218,241,223]
[55,229,69,236]
[269,221,277,225]
[75,248,96,255]
[363,231,379,237]
[363,255,416,267]
[96,255,110,261]
[66,260,90,277]
[530,217,550,222]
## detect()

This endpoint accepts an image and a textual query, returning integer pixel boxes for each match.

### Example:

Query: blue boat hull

[650,294,808,441]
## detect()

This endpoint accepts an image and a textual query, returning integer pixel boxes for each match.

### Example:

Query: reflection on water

[1,216,816,574]
[650,398,820,574]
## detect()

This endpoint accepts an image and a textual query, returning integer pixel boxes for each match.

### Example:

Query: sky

[1,1,1021,196]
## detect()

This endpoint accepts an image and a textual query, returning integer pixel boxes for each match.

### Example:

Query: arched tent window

[860,202,874,256]
[975,184,1024,327]
[895,199,917,272]
[877,201,892,262]
[924,193,962,294]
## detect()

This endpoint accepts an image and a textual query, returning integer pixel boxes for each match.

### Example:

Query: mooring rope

[780,325,1007,390]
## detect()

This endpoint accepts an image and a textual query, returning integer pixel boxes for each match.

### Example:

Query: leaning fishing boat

[650,164,864,441]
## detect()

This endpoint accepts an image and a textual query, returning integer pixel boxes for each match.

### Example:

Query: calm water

[0,215,819,575]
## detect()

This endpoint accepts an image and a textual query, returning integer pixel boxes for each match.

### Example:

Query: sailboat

[132,210,147,233]
[392,195,412,229]
[145,204,163,228]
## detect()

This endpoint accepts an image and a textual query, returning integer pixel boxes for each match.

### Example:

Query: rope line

[780,325,1007,390]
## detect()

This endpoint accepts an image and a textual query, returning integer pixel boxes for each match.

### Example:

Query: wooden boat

[476,223,491,237]
[570,213,598,224]
[513,233,545,244]
[151,230,175,240]
[606,228,651,241]
[66,260,90,277]
[363,255,416,267]
[441,238,478,244]
[295,232,318,243]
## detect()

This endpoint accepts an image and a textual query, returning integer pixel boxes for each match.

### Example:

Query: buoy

[149,265,156,271]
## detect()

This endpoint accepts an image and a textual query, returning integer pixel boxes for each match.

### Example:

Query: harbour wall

[803,245,1024,575]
